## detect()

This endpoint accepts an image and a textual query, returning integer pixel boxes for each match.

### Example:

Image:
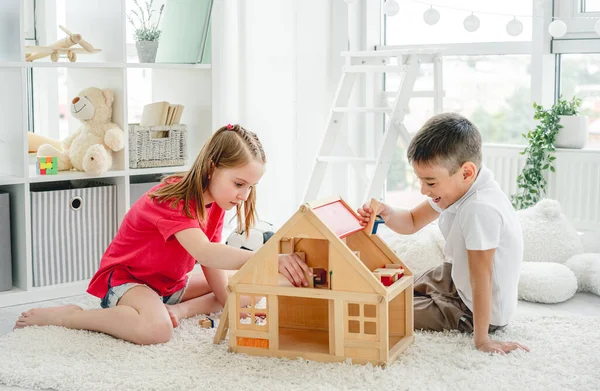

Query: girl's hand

[278,253,311,287]
[476,338,530,354]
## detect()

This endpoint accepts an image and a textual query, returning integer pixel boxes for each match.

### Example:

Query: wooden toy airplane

[25,25,101,62]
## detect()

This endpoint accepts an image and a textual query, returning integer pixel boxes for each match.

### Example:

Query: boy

[358,113,529,354]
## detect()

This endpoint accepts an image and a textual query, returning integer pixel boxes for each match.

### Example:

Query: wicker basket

[129,124,188,168]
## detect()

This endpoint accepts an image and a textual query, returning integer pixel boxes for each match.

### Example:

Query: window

[385,1,533,45]
[386,55,532,145]
[238,295,268,329]
[24,0,36,41]
[584,0,600,12]
[381,1,538,204]
[346,302,377,337]
[556,0,600,38]
[560,53,600,148]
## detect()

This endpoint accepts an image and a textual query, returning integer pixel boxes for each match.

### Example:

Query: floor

[0,292,599,391]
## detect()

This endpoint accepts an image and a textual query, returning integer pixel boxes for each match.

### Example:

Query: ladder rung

[343,65,408,73]
[333,107,392,113]
[316,157,376,164]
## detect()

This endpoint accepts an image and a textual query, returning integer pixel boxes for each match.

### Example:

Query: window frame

[555,0,600,39]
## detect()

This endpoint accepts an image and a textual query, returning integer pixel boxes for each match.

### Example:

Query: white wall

[213,0,347,227]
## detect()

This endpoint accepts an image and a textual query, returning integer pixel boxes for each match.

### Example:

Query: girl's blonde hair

[149,124,266,234]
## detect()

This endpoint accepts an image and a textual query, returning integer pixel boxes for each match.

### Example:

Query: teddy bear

[37,87,124,175]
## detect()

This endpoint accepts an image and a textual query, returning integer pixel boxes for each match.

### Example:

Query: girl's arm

[175,228,251,270]
[201,266,228,307]
[176,228,311,286]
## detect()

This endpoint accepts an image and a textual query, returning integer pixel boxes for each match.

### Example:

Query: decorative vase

[136,40,159,63]
[556,115,589,149]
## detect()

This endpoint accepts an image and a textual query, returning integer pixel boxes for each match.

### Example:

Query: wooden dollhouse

[213,197,414,366]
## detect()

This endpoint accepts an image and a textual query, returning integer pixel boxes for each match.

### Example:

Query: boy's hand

[278,253,311,287]
[357,202,390,226]
[476,338,530,355]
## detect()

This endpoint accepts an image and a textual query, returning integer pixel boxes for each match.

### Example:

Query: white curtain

[212,0,348,227]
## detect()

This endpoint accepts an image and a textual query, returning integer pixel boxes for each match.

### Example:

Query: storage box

[30,181,117,287]
[129,124,188,169]
[0,192,12,292]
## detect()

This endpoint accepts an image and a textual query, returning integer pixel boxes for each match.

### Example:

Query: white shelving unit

[0,0,215,307]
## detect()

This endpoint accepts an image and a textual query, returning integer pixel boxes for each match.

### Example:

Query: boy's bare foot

[13,304,83,329]
[165,304,182,328]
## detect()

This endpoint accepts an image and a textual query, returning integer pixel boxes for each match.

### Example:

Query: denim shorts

[100,278,189,309]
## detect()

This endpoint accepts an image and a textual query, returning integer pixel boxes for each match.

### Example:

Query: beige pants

[414,262,504,333]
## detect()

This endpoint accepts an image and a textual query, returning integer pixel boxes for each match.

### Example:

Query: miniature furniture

[214,196,414,366]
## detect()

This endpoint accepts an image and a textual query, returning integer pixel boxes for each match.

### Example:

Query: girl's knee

[134,319,173,345]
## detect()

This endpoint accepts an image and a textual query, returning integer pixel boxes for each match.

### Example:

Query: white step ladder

[303,49,443,204]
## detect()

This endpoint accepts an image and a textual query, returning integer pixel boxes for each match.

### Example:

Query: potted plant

[127,0,164,63]
[511,96,582,210]
[554,96,588,149]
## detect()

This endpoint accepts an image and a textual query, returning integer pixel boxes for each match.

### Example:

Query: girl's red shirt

[87,181,224,298]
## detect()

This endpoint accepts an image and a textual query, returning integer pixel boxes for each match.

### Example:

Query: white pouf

[565,253,600,296]
[517,199,583,263]
[519,262,578,303]
[579,231,600,253]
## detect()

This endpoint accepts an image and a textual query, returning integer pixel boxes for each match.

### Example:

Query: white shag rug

[1,299,599,391]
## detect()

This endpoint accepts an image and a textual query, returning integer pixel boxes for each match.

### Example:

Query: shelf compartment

[30,66,126,172]
[32,0,124,63]
[127,68,212,162]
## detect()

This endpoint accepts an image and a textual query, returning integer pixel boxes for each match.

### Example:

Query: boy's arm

[361,200,439,234]
[467,248,495,347]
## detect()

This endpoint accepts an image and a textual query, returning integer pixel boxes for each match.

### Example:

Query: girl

[15,124,309,345]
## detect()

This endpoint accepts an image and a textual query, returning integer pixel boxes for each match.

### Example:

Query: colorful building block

[36,156,58,175]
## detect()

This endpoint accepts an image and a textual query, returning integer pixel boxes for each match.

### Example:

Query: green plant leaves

[511,96,581,210]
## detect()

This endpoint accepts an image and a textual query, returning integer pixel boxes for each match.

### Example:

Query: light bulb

[463,14,480,33]
[506,18,523,37]
[548,20,567,38]
[383,0,399,17]
[423,7,440,26]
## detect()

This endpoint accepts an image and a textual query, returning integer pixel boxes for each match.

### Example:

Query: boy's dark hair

[406,112,482,174]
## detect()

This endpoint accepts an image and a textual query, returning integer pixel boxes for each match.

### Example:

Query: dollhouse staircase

[303,49,443,203]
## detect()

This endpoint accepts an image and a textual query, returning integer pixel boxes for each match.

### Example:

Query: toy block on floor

[36,156,58,175]
[198,316,214,328]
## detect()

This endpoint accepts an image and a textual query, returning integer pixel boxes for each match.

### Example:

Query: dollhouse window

[346,302,378,336]
[239,295,268,328]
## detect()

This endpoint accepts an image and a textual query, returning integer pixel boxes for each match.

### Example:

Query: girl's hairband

[226,124,233,130]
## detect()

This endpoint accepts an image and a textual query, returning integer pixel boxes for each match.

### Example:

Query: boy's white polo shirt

[428,165,523,326]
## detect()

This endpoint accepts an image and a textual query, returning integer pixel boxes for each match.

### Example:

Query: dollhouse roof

[228,197,405,296]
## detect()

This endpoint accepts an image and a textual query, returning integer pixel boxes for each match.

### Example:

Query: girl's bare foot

[165,304,182,328]
[14,304,83,329]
